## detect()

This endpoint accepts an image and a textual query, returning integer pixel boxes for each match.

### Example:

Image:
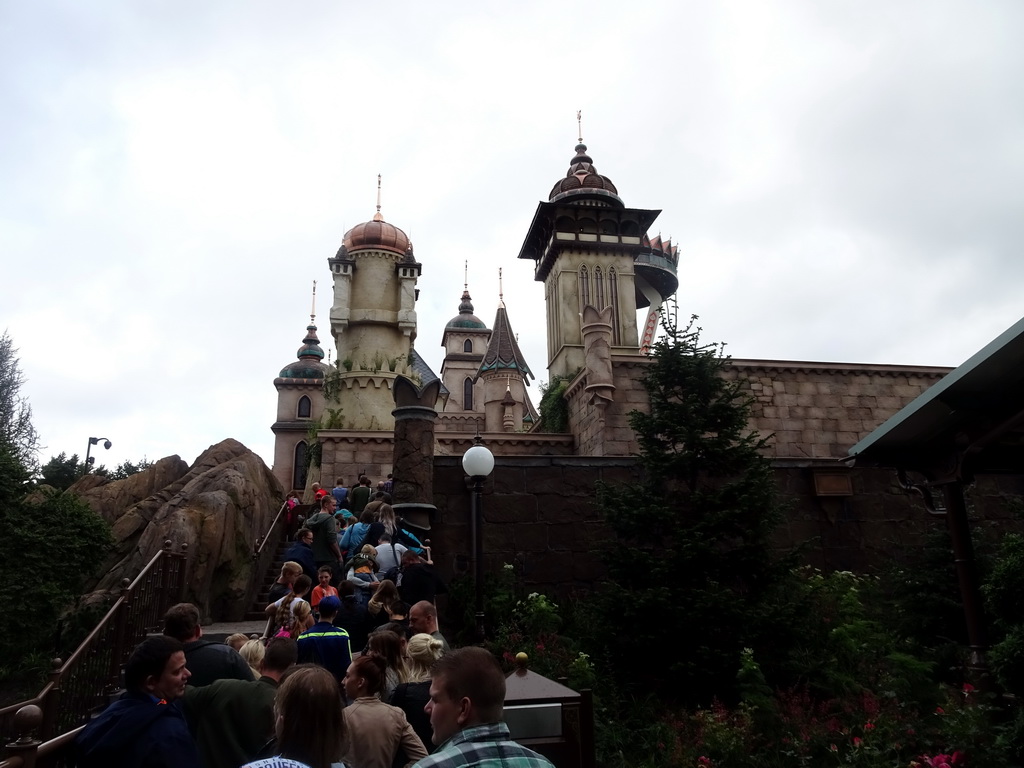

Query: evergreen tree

[590,312,794,706]
[0,331,40,471]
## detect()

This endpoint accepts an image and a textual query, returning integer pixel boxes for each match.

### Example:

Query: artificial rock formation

[74,439,283,622]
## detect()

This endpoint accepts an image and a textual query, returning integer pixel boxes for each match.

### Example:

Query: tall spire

[373,173,383,222]
[577,109,583,144]
[477,299,534,385]
[310,280,317,325]
[464,260,468,292]
[498,267,505,309]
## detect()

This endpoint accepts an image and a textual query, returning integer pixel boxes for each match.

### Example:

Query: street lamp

[462,437,494,643]
[85,436,112,471]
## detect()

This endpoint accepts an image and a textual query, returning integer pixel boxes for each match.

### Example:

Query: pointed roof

[278,321,329,380]
[476,303,535,385]
[444,288,488,331]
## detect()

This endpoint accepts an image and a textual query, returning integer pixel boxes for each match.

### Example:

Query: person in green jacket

[183,637,298,768]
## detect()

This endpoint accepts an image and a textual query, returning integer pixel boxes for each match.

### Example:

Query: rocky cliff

[72,439,284,622]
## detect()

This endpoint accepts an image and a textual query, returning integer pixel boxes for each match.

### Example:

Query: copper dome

[342,213,413,256]
[548,143,623,207]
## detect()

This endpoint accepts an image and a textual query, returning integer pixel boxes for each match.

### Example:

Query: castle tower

[327,183,423,431]
[439,284,490,432]
[476,298,535,433]
[271,306,330,491]
[516,139,677,381]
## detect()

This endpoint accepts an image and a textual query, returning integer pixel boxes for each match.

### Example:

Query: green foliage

[39,451,86,489]
[538,373,572,433]
[586,313,794,705]
[0,331,40,471]
[0,484,113,667]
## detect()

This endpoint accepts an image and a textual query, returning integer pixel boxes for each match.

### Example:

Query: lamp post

[85,436,112,472]
[462,437,494,643]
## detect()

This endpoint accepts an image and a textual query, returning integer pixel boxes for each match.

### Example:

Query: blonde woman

[239,638,265,679]
[390,633,445,752]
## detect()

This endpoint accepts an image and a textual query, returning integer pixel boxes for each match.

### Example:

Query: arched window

[464,378,474,410]
[578,218,598,234]
[297,395,312,418]
[463,339,473,353]
[594,266,605,310]
[609,268,621,345]
[555,215,575,232]
[621,220,640,236]
[579,265,590,308]
[599,218,617,235]
[293,441,307,490]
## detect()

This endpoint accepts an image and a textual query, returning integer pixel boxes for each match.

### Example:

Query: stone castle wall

[426,458,1024,598]
[724,360,951,460]
[564,355,651,457]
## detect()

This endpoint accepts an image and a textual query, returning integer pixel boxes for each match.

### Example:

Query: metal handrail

[254,500,290,560]
[0,541,186,754]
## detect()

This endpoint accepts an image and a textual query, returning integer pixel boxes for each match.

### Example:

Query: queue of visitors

[71,474,554,768]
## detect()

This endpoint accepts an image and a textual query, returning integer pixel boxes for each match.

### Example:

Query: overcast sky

[3,1,1023,471]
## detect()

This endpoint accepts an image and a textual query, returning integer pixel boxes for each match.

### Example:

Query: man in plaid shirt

[413,647,554,768]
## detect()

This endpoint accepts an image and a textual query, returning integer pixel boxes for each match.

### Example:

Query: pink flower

[864,722,875,731]
[962,683,975,693]
[697,758,712,767]
[853,737,863,748]
[935,706,945,714]
[828,744,838,753]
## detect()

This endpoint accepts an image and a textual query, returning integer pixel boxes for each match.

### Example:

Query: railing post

[38,660,62,742]
[106,577,132,694]
[8,705,43,768]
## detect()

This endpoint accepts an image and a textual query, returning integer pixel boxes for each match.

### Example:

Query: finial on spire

[498,267,505,309]
[373,174,383,222]
[464,260,468,292]
[577,109,583,144]
[310,280,317,324]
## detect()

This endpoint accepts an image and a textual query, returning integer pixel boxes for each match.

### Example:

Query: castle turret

[272,304,330,491]
[327,179,423,430]
[517,139,677,380]
[476,296,534,433]
[439,282,490,431]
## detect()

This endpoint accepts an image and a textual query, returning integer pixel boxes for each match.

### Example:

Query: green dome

[446,289,488,330]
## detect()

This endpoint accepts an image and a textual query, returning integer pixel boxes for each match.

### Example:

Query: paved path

[201,620,267,642]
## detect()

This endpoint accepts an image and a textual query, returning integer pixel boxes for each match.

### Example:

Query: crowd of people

[71,475,554,768]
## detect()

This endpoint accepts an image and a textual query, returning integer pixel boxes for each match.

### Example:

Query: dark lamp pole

[462,440,494,643]
[85,436,112,471]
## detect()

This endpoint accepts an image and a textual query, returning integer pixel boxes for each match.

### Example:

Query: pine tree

[591,312,794,706]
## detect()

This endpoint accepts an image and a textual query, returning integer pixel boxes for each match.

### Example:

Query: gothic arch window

[463,339,473,353]
[579,265,591,308]
[609,268,621,344]
[464,377,474,410]
[594,266,606,310]
[297,395,312,418]
[293,441,308,490]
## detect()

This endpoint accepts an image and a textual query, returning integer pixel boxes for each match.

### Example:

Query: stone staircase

[244,539,292,621]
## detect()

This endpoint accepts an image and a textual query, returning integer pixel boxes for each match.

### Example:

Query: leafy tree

[0,446,112,671]
[39,452,87,490]
[585,312,796,706]
[108,458,152,480]
[0,331,40,471]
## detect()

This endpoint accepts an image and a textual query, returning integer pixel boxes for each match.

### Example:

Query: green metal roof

[849,315,1024,477]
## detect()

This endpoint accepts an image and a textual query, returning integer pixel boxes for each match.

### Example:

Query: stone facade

[723,360,952,461]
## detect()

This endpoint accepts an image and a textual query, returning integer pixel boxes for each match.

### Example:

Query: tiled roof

[477,304,534,384]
